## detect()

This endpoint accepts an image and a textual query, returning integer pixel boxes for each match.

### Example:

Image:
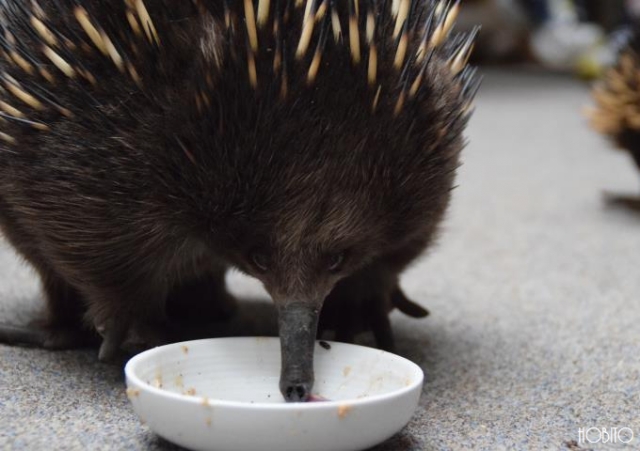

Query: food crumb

[185,387,197,396]
[182,345,189,354]
[152,375,163,389]
[319,341,331,350]
[126,388,140,398]
[205,417,212,427]
[337,404,352,418]
[175,374,184,388]
[201,397,210,407]
[342,366,351,377]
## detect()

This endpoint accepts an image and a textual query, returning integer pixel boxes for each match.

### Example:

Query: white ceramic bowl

[124,337,423,451]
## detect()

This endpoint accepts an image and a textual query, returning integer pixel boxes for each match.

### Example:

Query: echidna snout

[278,303,319,402]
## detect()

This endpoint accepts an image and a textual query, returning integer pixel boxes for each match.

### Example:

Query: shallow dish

[124,337,423,451]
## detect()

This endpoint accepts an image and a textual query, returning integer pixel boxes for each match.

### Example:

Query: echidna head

[216,169,418,402]
[223,184,384,402]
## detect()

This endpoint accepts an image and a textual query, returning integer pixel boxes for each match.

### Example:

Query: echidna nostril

[284,384,310,403]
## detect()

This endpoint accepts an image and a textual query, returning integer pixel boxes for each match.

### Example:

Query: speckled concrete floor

[1,70,639,451]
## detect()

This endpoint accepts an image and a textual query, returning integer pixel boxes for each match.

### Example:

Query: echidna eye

[250,252,269,272]
[327,252,346,273]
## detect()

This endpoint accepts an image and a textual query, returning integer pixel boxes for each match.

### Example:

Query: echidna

[588,26,640,209]
[0,0,478,401]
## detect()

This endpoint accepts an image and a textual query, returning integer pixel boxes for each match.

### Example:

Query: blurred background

[460,0,639,78]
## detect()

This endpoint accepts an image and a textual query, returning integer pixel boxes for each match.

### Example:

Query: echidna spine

[0,0,479,145]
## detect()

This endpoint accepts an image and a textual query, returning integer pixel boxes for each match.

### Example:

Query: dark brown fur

[0,0,476,400]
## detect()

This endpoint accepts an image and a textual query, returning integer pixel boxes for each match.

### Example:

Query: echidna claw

[603,191,640,213]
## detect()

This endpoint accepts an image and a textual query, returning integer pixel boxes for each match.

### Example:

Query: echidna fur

[0,0,479,401]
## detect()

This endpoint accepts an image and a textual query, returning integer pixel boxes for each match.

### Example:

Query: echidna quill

[587,27,640,210]
[0,0,479,401]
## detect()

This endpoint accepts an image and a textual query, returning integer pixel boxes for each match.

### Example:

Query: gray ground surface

[1,70,639,450]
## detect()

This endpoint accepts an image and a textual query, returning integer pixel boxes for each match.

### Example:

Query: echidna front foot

[160,268,241,343]
[42,325,97,350]
[318,267,395,350]
[97,318,131,362]
[39,271,97,349]
[320,266,430,351]
[166,268,238,326]
[370,310,395,352]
